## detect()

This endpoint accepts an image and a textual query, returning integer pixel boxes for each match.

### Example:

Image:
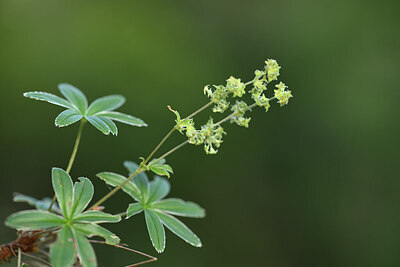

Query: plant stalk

[48,120,86,211]
[144,100,213,165]
[90,167,143,210]
[91,81,258,208]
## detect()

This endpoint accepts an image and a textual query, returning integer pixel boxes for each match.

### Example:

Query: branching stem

[144,100,213,165]
[91,79,259,208]
[90,167,143,210]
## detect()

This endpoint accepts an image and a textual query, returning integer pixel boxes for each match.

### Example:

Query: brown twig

[88,240,157,267]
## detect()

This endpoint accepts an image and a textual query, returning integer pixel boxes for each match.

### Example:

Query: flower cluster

[172,59,293,154]
[230,101,251,128]
[200,118,226,154]
[274,82,293,106]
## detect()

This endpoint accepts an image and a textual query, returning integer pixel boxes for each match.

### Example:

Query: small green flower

[203,85,213,98]
[253,93,271,112]
[230,101,251,127]
[265,59,281,82]
[212,98,230,113]
[226,76,246,98]
[200,118,226,154]
[274,82,293,106]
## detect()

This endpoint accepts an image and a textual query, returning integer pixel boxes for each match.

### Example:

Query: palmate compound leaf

[97,161,205,253]
[50,169,121,267]
[6,167,121,267]
[24,83,147,135]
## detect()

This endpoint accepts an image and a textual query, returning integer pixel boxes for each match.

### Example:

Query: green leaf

[55,109,83,127]
[72,229,97,267]
[149,165,172,178]
[71,178,94,218]
[124,161,149,202]
[151,198,205,218]
[50,225,76,267]
[145,210,165,253]
[148,177,170,203]
[58,83,88,114]
[52,168,74,218]
[97,172,141,201]
[74,211,121,223]
[86,116,112,135]
[97,116,118,135]
[97,111,147,127]
[126,203,144,219]
[5,210,64,230]
[74,223,120,245]
[23,91,74,109]
[149,159,173,178]
[155,211,202,247]
[13,193,61,213]
[86,95,126,116]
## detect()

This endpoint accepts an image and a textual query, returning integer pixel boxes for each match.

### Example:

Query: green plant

[1,59,292,266]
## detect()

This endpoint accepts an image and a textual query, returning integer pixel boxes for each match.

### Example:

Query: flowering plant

[1,59,292,266]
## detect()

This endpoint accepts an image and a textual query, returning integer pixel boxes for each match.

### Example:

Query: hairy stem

[48,120,86,211]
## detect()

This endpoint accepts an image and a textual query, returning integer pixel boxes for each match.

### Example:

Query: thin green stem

[90,167,143,210]
[91,81,258,208]
[144,100,213,165]
[66,119,86,173]
[148,141,189,168]
[215,103,258,126]
[48,120,86,211]
[91,141,189,209]
[144,127,176,164]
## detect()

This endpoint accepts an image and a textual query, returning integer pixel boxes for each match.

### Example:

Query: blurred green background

[1,0,399,266]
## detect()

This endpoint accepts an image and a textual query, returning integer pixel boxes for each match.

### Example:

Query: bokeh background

[1,0,399,266]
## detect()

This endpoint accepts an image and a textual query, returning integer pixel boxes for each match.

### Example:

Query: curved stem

[48,120,86,211]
